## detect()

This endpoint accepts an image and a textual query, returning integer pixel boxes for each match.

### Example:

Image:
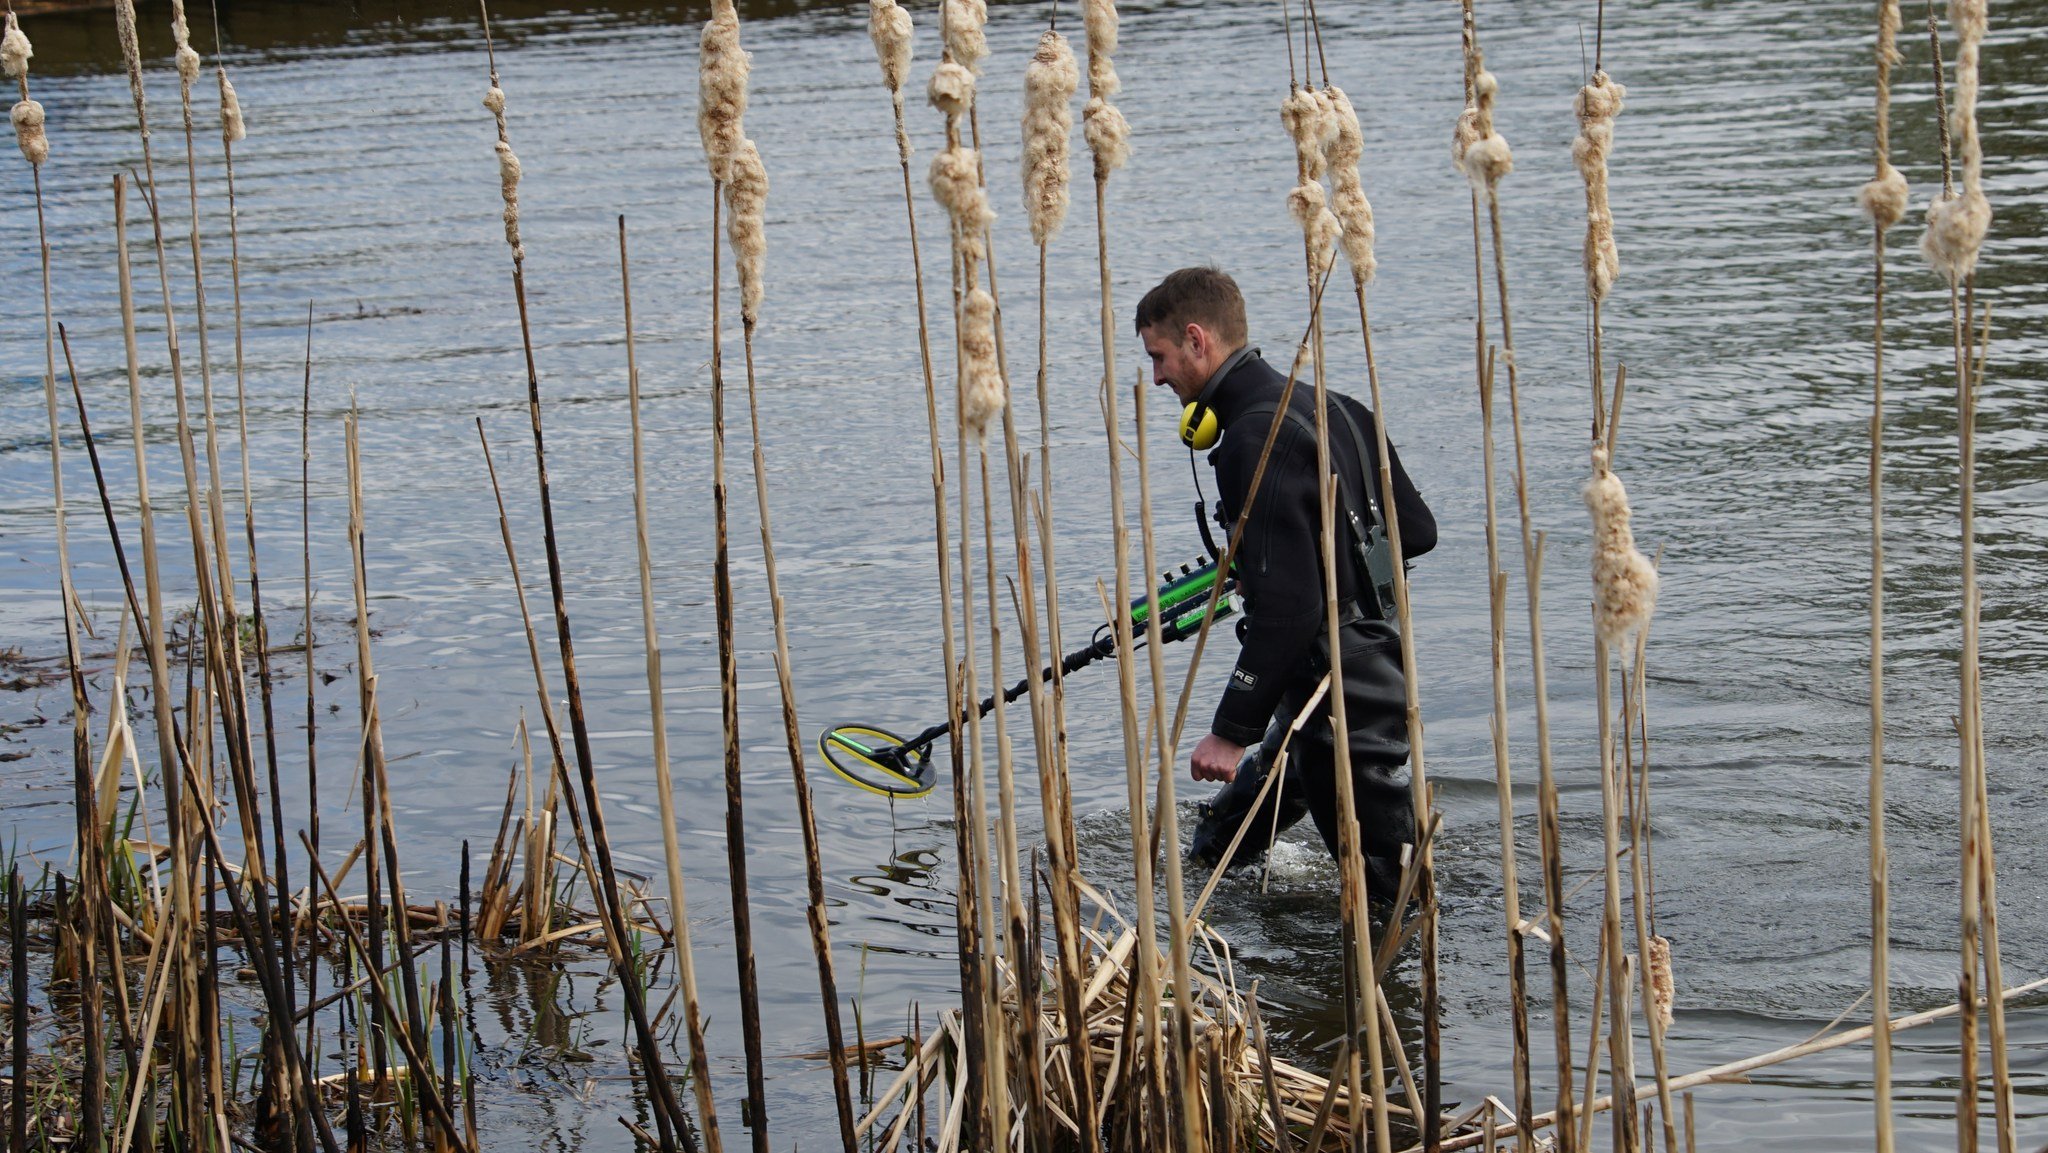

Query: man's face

[1141,322,1212,404]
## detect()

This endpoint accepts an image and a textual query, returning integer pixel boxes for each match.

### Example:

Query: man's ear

[1184,321,1208,358]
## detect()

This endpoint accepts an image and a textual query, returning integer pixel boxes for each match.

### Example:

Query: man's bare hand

[1190,733,1246,783]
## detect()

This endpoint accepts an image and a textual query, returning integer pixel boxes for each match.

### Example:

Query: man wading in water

[1136,267,1436,898]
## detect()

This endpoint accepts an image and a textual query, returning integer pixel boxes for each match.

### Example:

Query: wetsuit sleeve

[1211,426,1326,748]
[1374,419,1437,558]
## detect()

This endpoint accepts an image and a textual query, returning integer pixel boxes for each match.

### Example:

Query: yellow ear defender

[1180,403,1220,451]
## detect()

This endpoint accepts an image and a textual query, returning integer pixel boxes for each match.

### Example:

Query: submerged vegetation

[0,0,2036,1150]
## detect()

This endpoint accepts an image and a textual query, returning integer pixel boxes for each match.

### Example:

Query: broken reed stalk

[1618,594,1677,1153]
[618,217,725,1153]
[473,11,689,1146]
[345,402,444,1130]
[864,6,987,1126]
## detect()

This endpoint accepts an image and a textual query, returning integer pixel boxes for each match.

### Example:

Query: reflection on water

[2,0,2046,1145]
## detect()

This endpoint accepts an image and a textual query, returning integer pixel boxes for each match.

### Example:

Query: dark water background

[3,0,2047,1146]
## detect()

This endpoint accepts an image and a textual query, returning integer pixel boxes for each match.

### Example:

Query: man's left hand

[1190,733,1247,783]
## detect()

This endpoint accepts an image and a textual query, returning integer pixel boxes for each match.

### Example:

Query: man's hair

[1133,266,1248,346]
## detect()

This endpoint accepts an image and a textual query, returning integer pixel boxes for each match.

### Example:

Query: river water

[2,0,2045,1147]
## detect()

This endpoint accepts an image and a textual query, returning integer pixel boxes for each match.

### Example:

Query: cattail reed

[1454,9,1572,1147]
[1080,0,1167,1141]
[1858,1,1906,1145]
[860,11,988,1138]
[1922,3,2011,1145]
[1015,23,1103,1149]
[472,10,688,1146]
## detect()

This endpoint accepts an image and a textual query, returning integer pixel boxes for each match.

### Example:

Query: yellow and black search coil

[818,555,1236,800]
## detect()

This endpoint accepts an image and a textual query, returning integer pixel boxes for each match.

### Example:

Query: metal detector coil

[818,724,938,800]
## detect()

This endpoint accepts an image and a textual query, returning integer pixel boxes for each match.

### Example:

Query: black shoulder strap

[1237,396,1383,532]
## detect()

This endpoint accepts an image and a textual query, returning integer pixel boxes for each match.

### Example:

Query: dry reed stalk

[618,218,724,1153]
[1078,1,1164,1139]
[472,13,689,1145]
[210,40,297,1070]
[1856,6,1907,1140]
[928,14,1008,1141]
[345,406,444,1129]
[167,3,250,789]
[1279,51,1384,1153]
[1439,22,1544,1143]
[1617,612,1678,1153]
[114,164,207,1140]
[8,24,108,1146]
[1445,974,2048,1153]
[1131,377,1204,1153]
[472,424,574,949]
[692,6,778,1143]
[1919,8,2006,1146]
[731,147,865,1153]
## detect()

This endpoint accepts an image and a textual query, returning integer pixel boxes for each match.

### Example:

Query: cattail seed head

[171,0,200,86]
[1922,0,1991,280]
[1572,71,1625,302]
[929,61,975,119]
[12,99,46,166]
[1648,935,1675,1029]
[1584,447,1658,647]
[1281,87,1332,181]
[929,143,993,264]
[1022,30,1079,245]
[698,7,752,183]
[1084,97,1129,179]
[942,0,989,76]
[1083,0,1120,97]
[726,139,770,325]
[1459,67,1513,190]
[494,138,524,261]
[1287,181,1341,282]
[960,287,1004,442]
[2,13,31,83]
[218,72,246,144]
[1859,163,1909,230]
[870,0,913,93]
[1322,85,1376,285]
[113,0,145,114]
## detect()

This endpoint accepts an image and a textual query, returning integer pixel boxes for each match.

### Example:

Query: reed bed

[0,0,2038,1150]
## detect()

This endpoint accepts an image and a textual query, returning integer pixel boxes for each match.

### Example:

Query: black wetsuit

[1187,346,1436,896]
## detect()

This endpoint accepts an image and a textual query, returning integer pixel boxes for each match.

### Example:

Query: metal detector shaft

[895,557,1234,757]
